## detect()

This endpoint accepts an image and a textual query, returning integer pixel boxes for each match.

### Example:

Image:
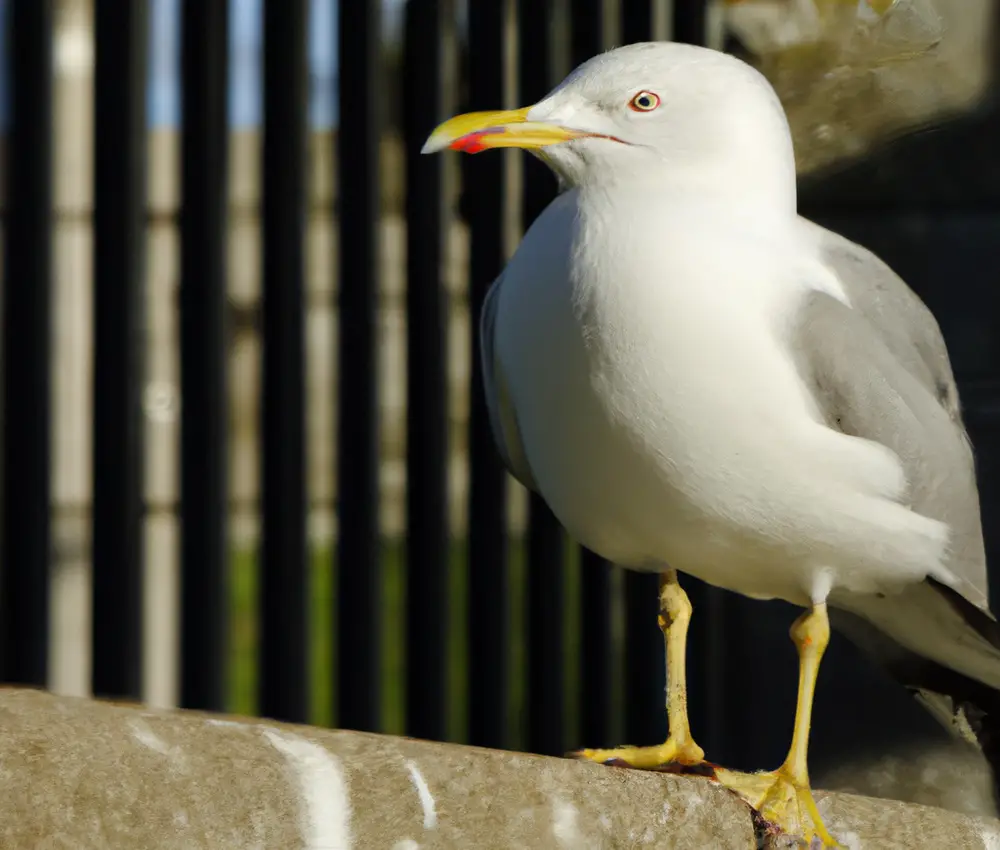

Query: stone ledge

[0,688,998,849]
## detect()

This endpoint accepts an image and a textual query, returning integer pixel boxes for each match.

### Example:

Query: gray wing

[792,227,1000,742]
[480,271,538,492]
[801,219,988,608]
[804,218,964,425]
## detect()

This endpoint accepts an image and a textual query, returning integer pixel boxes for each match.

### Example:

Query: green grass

[226,543,408,730]
[225,536,588,749]
[227,540,592,746]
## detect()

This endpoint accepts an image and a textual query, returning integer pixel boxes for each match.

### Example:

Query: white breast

[494,190,947,606]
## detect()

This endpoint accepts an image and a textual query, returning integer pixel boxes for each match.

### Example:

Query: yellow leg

[574,570,705,768]
[716,604,841,848]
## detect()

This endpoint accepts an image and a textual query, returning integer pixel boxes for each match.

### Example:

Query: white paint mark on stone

[130,721,172,755]
[129,719,185,765]
[391,841,420,850]
[816,799,861,850]
[679,784,705,810]
[551,797,584,848]
[206,717,244,729]
[837,831,862,850]
[405,761,437,830]
[981,824,1000,850]
[263,728,352,850]
[598,813,612,831]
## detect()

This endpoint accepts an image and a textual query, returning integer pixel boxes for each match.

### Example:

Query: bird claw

[714,766,843,849]
[570,736,706,771]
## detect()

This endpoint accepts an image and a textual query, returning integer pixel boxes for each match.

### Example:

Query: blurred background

[1,0,999,819]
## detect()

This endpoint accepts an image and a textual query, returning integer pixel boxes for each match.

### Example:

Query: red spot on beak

[449,129,497,154]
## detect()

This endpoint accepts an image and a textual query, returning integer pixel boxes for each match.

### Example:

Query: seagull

[423,42,1000,847]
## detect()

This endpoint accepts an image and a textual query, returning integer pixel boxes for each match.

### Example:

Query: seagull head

[424,42,796,207]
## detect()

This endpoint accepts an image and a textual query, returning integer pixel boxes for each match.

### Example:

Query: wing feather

[792,226,1000,740]
[801,220,988,607]
[479,272,538,492]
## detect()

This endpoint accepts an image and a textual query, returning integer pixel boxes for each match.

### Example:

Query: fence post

[91,0,149,701]
[260,0,309,724]
[179,0,230,713]
[517,0,571,758]
[337,0,383,733]
[465,0,513,751]
[402,0,455,743]
[0,0,54,688]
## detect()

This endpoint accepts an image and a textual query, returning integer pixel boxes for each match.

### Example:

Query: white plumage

[471,43,999,683]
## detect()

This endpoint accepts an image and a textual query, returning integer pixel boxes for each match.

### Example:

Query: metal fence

[2,0,1000,783]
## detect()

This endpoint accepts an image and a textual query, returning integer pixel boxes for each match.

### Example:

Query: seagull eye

[628,91,660,112]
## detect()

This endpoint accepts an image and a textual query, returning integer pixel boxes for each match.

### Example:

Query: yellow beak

[421,106,591,154]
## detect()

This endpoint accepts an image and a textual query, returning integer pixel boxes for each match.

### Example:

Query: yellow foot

[715,766,841,848]
[571,737,706,770]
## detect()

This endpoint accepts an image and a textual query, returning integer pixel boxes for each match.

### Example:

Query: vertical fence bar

[621,0,652,44]
[518,0,569,757]
[260,0,308,723]
[337,0,382,732]
[673,0,708,46]
[91,0,149,700]
[0,0,53,687]
[465,0,512,750]
[402,0,452,742]
[579,560,616,747]
[622,571,664,745]
[178,0,229,712]
[569,0,618,751]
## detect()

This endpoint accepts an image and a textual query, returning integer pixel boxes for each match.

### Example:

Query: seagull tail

[951,691,1000,811]
[915,579,1000,808]
[904,662,1000,814]
[835,577,1000,808]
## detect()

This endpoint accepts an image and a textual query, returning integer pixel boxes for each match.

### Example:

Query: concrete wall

[3,688,1000,849]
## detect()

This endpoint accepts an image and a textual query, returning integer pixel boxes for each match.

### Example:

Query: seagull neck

[571,144,798,218]
[581,164,798,220]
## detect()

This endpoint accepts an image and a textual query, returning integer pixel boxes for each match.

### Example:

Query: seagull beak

[421,106,588,154]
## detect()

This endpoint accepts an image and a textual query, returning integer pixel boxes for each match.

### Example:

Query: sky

[0,0,407,129]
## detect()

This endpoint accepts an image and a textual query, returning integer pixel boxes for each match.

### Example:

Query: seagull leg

[574,569,705,768]
[715,603,841,848]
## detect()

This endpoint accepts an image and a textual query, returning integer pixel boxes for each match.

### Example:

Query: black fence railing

[179,0,229,714]
[2,0,53,690]
[403,0,453,745]
[2,0,1000,784]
